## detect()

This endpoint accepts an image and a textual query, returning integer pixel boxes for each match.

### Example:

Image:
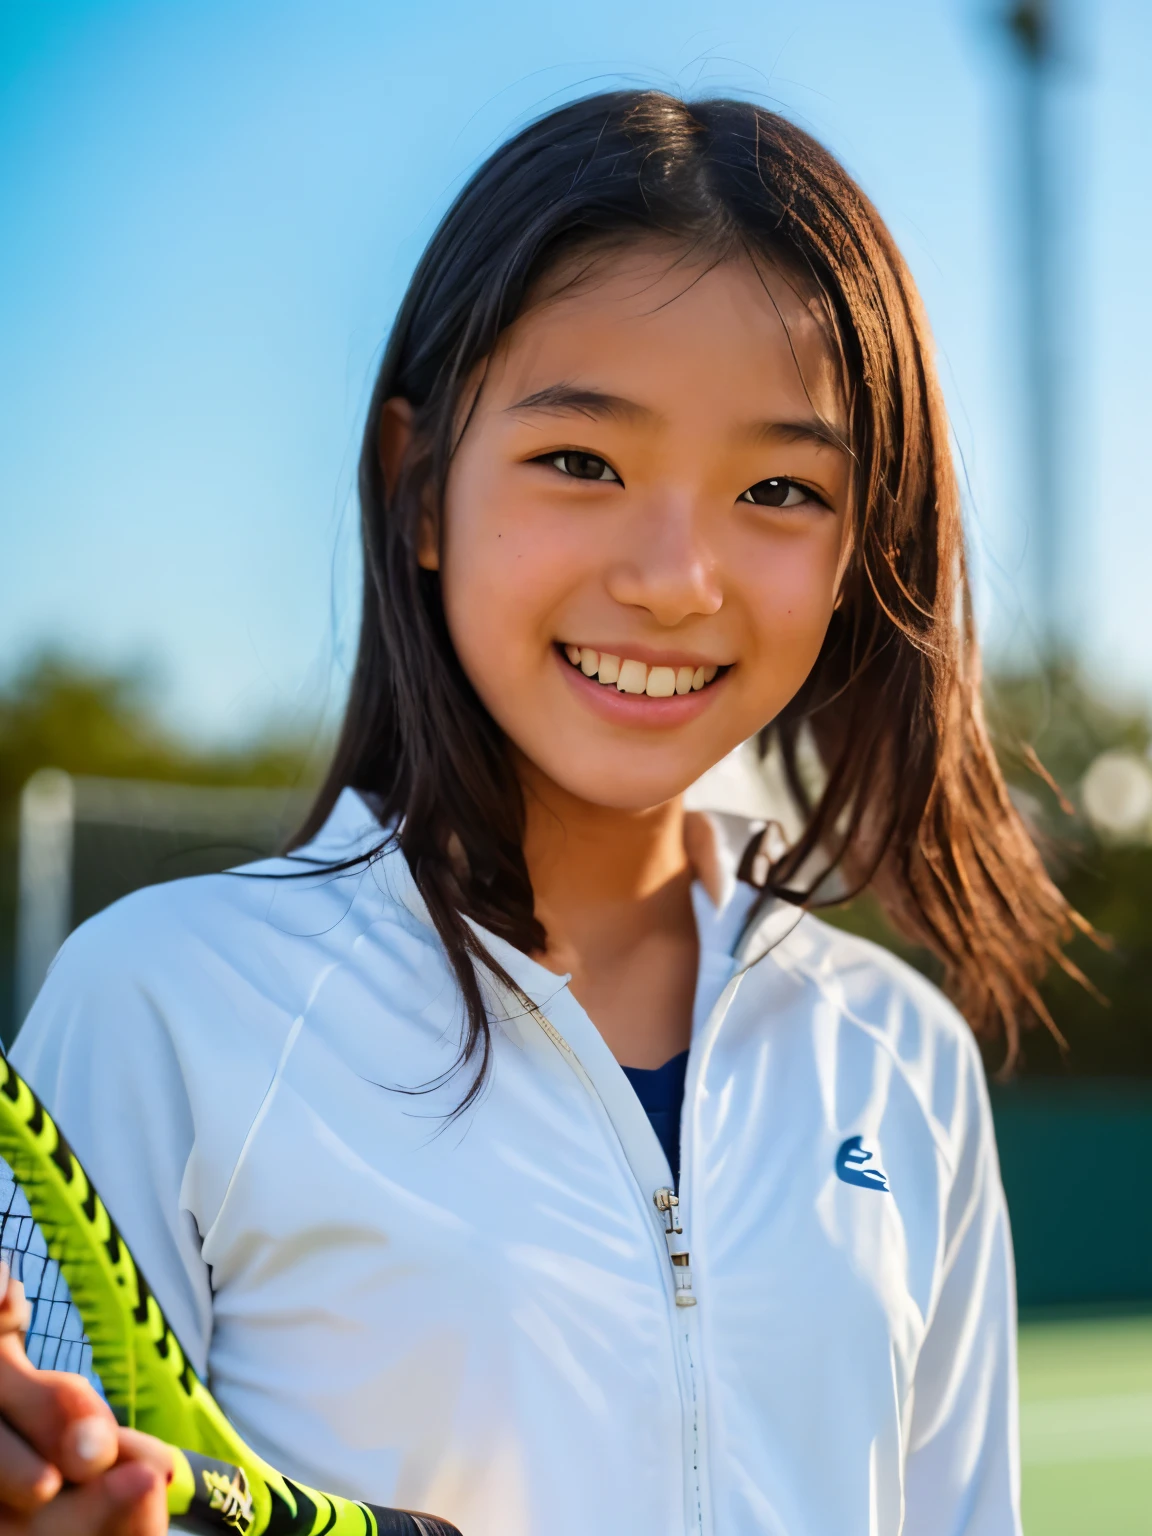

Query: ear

[378,396,439,571]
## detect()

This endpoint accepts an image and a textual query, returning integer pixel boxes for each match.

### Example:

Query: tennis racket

[0,1052,461,1536]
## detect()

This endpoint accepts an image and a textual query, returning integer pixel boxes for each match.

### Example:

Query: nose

[603,492,724,627]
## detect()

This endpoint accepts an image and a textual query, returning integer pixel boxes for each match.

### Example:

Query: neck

[516,755,700,1067]
[519,758,690,927]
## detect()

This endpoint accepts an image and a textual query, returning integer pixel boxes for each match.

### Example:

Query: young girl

[1,91,1074,1536]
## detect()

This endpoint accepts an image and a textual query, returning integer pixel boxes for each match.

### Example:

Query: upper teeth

[563,645,719,696]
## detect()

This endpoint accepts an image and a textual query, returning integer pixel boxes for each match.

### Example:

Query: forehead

[480,244,845,430]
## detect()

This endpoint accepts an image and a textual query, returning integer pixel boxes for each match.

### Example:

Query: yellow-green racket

[0,1054,460,1536]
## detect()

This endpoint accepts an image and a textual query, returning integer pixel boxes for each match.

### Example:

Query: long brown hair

[295,90,1079,1103]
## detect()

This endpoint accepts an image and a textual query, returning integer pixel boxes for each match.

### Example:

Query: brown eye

[739,478,817,508]
[542,450,621,483]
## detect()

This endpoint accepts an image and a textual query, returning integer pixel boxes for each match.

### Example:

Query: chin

[544,762,704,813]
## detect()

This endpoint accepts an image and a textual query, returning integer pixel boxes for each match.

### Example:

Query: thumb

[114,1430,174,1483]
[47,1461,167,1536]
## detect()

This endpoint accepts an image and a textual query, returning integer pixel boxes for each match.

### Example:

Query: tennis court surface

[1019,1311,1152,1533]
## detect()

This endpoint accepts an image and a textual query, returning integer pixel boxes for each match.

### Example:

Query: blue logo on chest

[835,1135,890,1191]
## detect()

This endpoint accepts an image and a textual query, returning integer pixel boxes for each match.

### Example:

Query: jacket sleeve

[902,1047,1021,1536]
[9,905,214,1380]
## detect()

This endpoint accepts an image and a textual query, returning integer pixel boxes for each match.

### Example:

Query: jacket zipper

[654,1186,697,1307]
[526,1004,710,1533]
[654,1182,706,1535]
[657,963,767,1533]
[495,941,785,1532]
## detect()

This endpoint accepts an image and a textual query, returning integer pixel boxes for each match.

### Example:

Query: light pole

[1003,0,1061,656]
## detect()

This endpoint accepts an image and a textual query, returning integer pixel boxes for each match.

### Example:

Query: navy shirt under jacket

[620,1049,690,1186]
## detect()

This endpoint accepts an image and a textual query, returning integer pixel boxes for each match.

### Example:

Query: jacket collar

[303,787,802,986]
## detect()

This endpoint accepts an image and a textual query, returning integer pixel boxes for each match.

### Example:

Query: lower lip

[555,649,728,727]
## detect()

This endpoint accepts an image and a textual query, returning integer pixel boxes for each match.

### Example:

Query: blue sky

[1,0,1148,742]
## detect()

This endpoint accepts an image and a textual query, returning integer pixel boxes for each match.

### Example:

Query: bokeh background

[2,2,1150,1528]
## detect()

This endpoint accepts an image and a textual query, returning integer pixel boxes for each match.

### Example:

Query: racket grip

[366,1511,463,1535]
[169,1449,463,1536]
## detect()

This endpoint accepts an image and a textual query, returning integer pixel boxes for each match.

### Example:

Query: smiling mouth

[559,644,727,697]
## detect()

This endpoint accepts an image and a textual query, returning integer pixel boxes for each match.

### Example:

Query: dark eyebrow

[745,418,850,454]
[505,383,656,424]
[506,385,849,454]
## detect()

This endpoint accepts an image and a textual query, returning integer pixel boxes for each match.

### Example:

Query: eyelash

[534,450,622,483]
[534,450,828,510]
[738,478,829,511]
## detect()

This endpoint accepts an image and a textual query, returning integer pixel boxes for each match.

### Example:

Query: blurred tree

[0,649,324,1041]
[986,660,1151,807]
[812,662,1152,1077]
[0,651,318,800]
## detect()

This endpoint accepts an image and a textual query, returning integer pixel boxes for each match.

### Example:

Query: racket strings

[0,1159,97,1382]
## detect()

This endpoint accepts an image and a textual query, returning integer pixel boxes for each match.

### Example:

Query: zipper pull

[654,1187,697,1307]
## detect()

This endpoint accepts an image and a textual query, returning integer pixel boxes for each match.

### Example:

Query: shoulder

[766,913,993,1168]
[30,788,431,1031]
[12,791,441,1209]
[772,913,970,1046]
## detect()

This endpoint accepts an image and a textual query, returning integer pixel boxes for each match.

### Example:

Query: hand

[0,1266,171,1536]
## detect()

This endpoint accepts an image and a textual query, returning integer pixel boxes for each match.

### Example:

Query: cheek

[735,529,842,673]
[438,460,579,680]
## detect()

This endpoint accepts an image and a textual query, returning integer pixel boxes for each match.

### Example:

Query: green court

[1019,1312,1152,1533]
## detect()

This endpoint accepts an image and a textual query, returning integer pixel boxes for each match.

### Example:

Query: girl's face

[421,248,851,812]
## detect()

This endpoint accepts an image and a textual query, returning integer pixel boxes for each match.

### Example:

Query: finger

[0,1275,31,1341]
[57,1416,120,1484]
[102,1461,169,1536]
[0,1414,62,1512]
[0,1296,37,1379]
[61,1462,165,1536]
[113,1430,173,1483]
[0,1462,166,1536]
[0,1365,117,1476]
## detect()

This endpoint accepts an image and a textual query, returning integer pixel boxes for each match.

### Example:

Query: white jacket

[13,789,1020,1536]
